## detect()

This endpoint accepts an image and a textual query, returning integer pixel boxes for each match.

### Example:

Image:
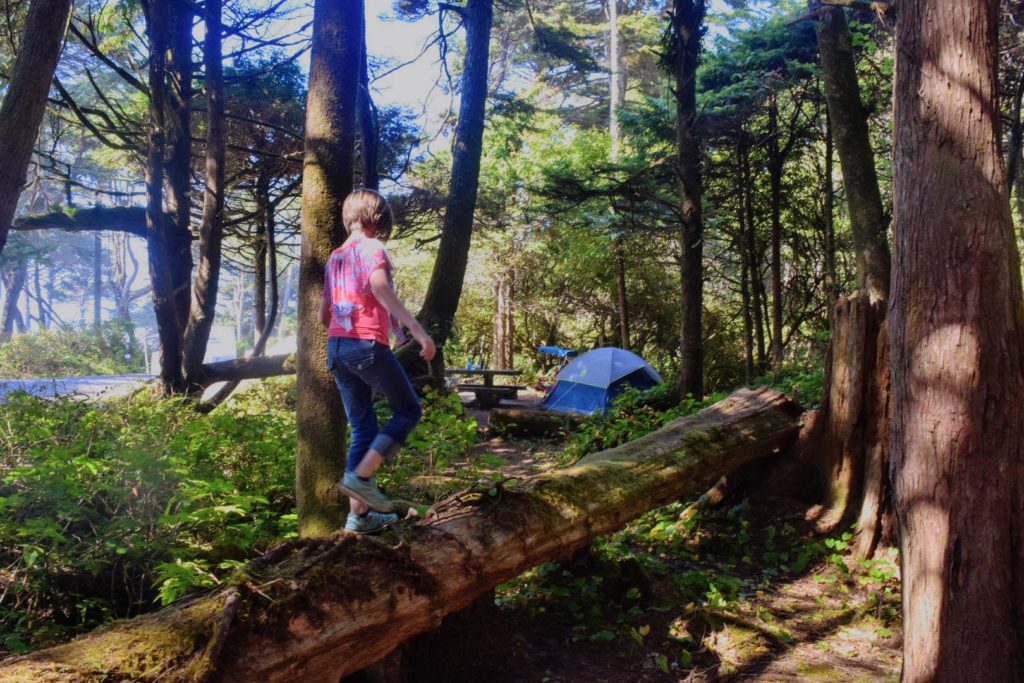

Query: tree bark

[814,4,889,303]
[767,94,785,370]
[183,0,227,392]
[667,0,706,399]
[0,0,73,255]
[296,0,362,536]
[166,0,195,333]
[92,233,102,324]
[416,0,493,350]
[891,1,1024,678]
[145,0,185,394]
[358,23,379,191]
[0,264,28,341]
[0,388,801,683]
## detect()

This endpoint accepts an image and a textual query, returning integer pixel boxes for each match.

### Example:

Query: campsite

[0,0,1020,681]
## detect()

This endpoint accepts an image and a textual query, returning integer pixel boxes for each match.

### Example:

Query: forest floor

[412,395,903,682]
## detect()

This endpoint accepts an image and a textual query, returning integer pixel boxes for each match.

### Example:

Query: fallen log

[198,353,296,386]
[488,406,586,436]
[0,387,801,683]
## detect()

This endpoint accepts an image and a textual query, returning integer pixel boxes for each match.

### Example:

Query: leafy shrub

[749,364,825,409]
[0,320,144,378]
[395,387,478,475]
[0,388,295,653]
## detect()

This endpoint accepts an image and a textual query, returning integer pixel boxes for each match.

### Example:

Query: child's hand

[416,333,437,362]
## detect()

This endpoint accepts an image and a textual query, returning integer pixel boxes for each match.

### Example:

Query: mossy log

[0,387,801,683]
[488,407,586,436]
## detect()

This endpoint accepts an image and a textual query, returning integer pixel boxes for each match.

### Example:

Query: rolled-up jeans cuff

[370,434,401,463]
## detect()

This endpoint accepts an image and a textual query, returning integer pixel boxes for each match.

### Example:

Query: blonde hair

[342,189,393,240]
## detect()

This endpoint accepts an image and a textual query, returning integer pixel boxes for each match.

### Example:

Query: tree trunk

[614,238,630,350]
[296,0,362,537]
[145,0,185,394]
[737,137,754,382]
[767,94,784,370]
[667,0,706,399]
[358,25,379,191]
[0,0,73,255]
[92,232,102,324]
[806,293,889,545]
[416,0,493,350]
[822,111,837,306]
[0,388,801,683]
[166,0,195,333]
[0,265,27,341]
[741,132,767,371]
[33,261,46,329]
[183,0,227,391]
[892,1,1024,678]
[814,4,890,303]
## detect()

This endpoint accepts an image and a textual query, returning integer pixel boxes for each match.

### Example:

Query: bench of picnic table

[454,383,528,408]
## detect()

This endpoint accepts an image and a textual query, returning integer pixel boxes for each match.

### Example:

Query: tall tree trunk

[667,0,706,399]
[493,277,506,369]
[814,4,890,303]
[93,232,102,324]
[822,111,837,306]
[358,26,379,191]
[33,260,46,329]
[254,176,270,338]
[767,94,784,370]
[166,0,195,333]
[296,0,362,536]
[146,0,185,394]
[737,139,754,382]
[608,1,630,351]
[614,239,630,349]
[891,1,1024,678]
[417,0,493,353]
[183,0,226,391]
[741,132,767,371]
[0,0,73,255]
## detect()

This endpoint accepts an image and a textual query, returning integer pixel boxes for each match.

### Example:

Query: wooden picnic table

[445,368,525,408]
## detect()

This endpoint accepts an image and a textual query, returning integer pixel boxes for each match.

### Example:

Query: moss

[796,662,847,681]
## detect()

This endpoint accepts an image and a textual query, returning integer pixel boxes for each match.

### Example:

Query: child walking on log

[320,189,436,534]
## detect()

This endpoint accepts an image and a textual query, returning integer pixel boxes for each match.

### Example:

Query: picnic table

[445,368,525,408]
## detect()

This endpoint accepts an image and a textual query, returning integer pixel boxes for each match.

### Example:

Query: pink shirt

[322,235,404,346]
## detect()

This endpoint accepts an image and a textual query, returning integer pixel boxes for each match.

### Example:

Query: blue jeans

[327,336,423,472]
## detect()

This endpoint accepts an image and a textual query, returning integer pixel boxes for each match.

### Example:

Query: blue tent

[541,347,662,416]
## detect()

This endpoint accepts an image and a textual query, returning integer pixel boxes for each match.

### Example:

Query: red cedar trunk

[183,0,227,390]
[891,1,1024,679]
[295,0,362,536]
[0,0,73,254]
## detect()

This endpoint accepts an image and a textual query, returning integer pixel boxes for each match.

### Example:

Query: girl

[320,189,436,533]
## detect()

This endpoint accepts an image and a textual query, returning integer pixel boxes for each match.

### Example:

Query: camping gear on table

[540,347,662,416]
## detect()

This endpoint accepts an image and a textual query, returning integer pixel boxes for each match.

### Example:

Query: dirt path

[442,394,903,682]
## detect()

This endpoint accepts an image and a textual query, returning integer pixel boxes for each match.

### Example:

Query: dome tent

[540,347,662,416]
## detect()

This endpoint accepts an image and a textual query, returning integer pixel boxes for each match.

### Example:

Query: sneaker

[338,471,394,512]
[345,510,398,534]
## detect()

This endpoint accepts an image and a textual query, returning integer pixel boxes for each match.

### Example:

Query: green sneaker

[338,472,394,512]
[345,510,398,534]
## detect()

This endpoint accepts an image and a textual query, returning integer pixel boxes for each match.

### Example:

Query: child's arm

[369,268,436,361]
